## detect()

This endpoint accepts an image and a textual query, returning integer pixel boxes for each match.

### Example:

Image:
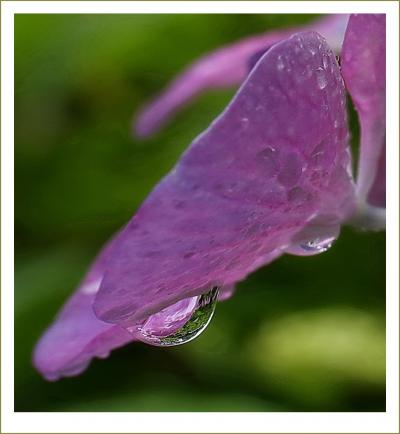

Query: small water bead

[285,222,340,257]
[287,186,310,206]
[81,277,102,295]
[316,68,328,90]
[257,147,279,177]
[276,56,285,71]
[277,152,302,187]
[322,55,329,70]
[310,141,326,167]
[134,287,219,347]
[299,238,333,253]
[286,235,335,256]
[241,117,249,130]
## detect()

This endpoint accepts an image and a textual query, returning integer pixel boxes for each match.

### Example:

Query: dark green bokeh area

[15,14,385,412]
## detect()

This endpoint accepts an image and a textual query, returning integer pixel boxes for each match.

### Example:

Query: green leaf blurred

[15,14,385,412]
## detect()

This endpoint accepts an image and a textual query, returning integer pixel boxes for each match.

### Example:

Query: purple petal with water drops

[134,14,349,138]
[34,231,236,379]
[341,14,386,209]
[95,31,356,328]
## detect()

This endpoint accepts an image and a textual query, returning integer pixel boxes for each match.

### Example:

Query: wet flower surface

[33,14,386,381]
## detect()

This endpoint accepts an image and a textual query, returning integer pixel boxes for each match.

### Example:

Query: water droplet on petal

[276,55,285,71]
[310,140,326,167]
[287,186,310,205]
[322,55,329,70]
[287,236,335,256]
[277,152,302,187]
[241,117,249,129]
[299,238,333,253]
[286,221,340,256]
[316,68,328,89]
[97,351,110,359]
[133,287,219,347]
[257,146,279,177]
[81,277,102,295]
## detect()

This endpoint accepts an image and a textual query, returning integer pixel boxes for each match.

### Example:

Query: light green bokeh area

[14,14,385,412]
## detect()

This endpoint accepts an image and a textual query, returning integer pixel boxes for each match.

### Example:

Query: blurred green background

[15,14,385,412]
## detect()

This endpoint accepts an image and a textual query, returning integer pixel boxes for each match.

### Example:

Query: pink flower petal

[34,231,236,380]
[33,231,134,381]
[134,14,349,138]
[341,14,386,208]
[367,144,386,207]
[95,31,355,327]
[35,30,357,380]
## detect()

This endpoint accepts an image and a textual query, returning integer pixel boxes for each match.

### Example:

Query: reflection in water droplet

[135,287,219,347]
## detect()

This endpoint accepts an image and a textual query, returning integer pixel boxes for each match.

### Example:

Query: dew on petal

[132,287,219,347]
[241,117,250,129]
[310,141,326,166]
[276,55,285,71]
[299,239,333,253]
[285,220,340,256]
[316,68,328,89]
[81,278,102,295]
[257,146,280,177]
[322,55,329,70]
[287,186,310,206]
[277,152,302,187]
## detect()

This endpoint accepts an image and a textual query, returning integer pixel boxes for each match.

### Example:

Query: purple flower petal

[341,14,386,208]
[33,290,134,381]
[134,14,349,138]
[218,283,236,301]
[33,231,135,381]
[34,231,236,379]
[367,144,385,207]
[94,31,355,327]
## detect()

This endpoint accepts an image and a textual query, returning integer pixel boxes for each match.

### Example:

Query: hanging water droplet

[134,287,219,347]
[286,235,335,256]
[299,238,333,253]
[285,221,340,257]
